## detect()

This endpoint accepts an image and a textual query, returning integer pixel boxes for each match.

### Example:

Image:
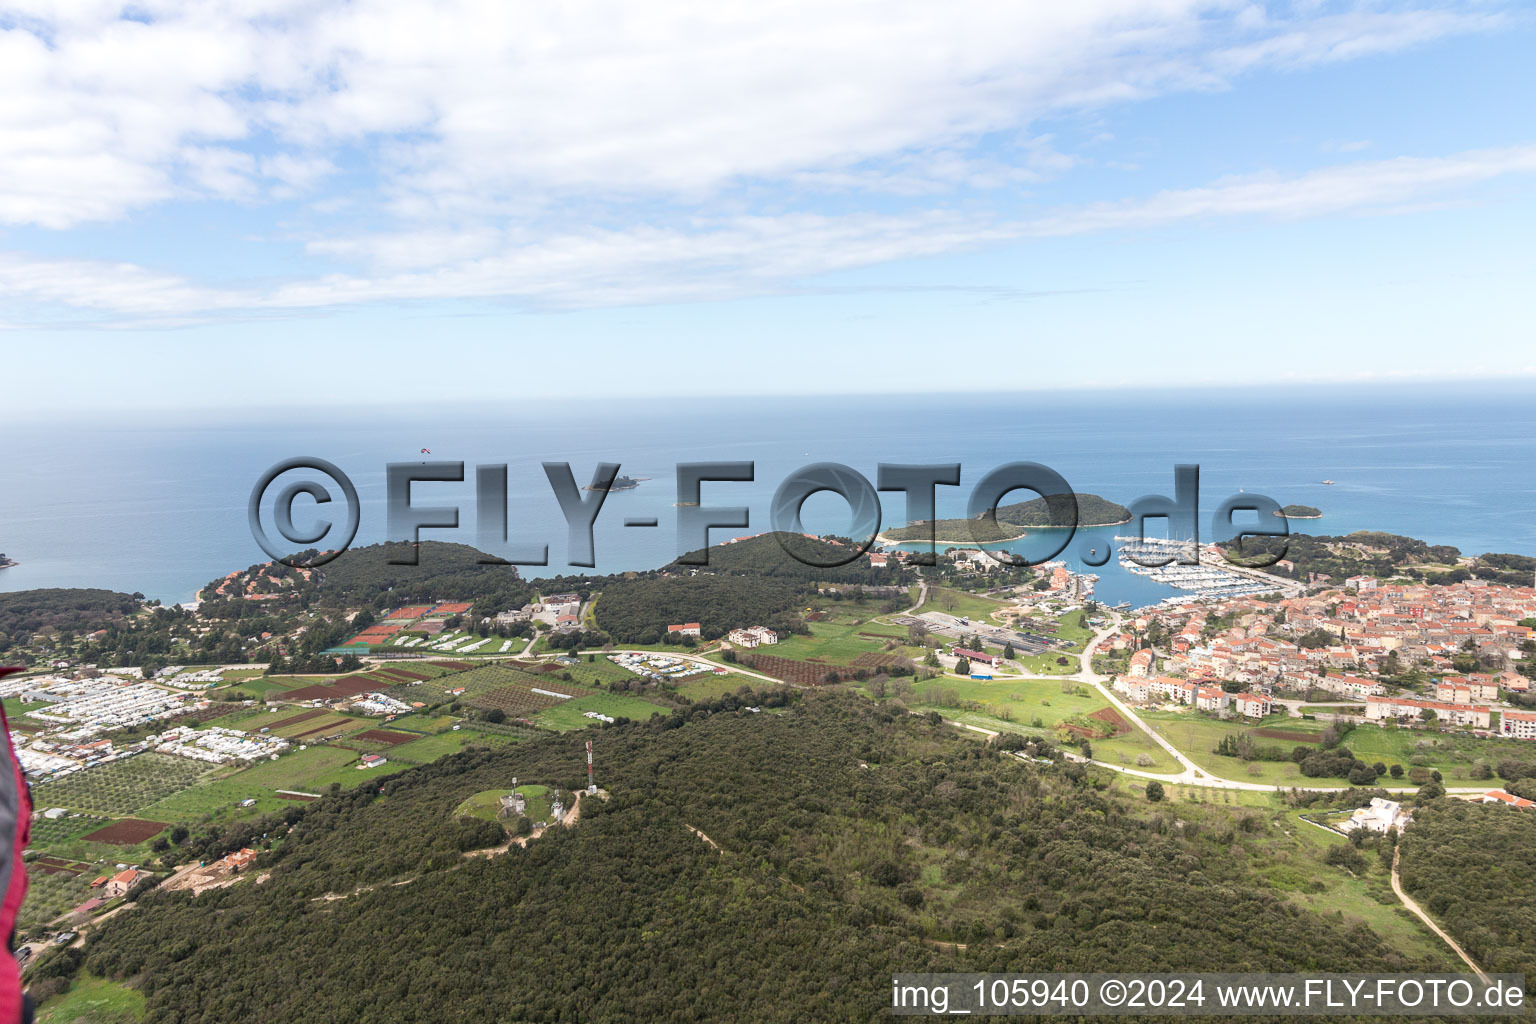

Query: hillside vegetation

[53,693,1440,1023]
[0,588,141,640]
[594,575,803,642]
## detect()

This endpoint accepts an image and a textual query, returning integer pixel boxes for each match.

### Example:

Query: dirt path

[686,824,720,851]
[1392,846,1489,982]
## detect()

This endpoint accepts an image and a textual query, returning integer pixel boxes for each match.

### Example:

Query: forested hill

[880,493,1130,543]
[59,694,1435,1023]
[204,541,534,611]
[673,531,910,584]
[594,574,804,642]
[1222,532,1465,583]
[994,492,1130,527]
[0,588,141,639]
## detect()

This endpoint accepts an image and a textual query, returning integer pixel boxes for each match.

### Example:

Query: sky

[1,0,1533,413]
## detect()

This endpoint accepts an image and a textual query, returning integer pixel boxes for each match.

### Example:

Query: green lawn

[770,621,893,664]
[1017,652,1078,675]
[135,776,297,824]
[907,677,1177,771]
[926,587,1007,624]
[1053,608,1094,645]
[1138,712,1328,785]
[534,692,667,731]
[454,784,550,824]
[36,974,145,1023]
[674,675,770,701]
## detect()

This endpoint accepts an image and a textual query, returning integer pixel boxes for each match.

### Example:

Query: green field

[674,675,771,701]
[219,677,296,697]
[133,775,296,824]
[906,677,1178,771]
[1017,651,1078,675]
[534,692,667,731]
[769,620,893,664]
[926,587,1007,624]
[387,729,521,763]
[1140,710,1535,786]
[1054,609,1093,642]
[36,974,146,1023]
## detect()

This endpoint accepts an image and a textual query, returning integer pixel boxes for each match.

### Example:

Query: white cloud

[4,142,1533,321]
[0,0,1513,228]
[1021,144,1536,235]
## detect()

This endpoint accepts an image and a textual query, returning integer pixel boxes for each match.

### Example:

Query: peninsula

[877,492,1131,544]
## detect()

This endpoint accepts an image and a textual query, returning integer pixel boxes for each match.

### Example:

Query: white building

[1500,710,1536,741]
[1348,797,1410,833]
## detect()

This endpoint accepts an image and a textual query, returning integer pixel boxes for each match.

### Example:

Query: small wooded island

[877,493,1131,544]
[584,474,645,492]
[1276,504,1323,519]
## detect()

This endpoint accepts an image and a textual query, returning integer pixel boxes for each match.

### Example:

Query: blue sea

[2,383,1533,608]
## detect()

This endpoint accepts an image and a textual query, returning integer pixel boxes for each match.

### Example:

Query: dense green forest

[0,588,141,641]
[1397,799,1536,982]
[43,693,1441,1022]
[1226,532,1462,580]
[880,493,1130,543]
[673,532,910,584]
[594,575,804,642]
[208,541,536,611]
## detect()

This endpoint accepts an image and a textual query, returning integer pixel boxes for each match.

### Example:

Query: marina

[1114,535,1285,605]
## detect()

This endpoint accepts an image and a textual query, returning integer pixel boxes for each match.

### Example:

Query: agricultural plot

[221,676,301,698]
[284,672,398,701]
[80,818,170,845]
[34,754,211,816]
[422,663,589,713]
[133,776,296,824]
[533,693,667,731]
[26,813,111,847]
[219,744,364,791]
[18,866,97,930]
[352,729,417,746]
[278,713,372,741]
[734,653,837,686]
[383,729,520,765]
